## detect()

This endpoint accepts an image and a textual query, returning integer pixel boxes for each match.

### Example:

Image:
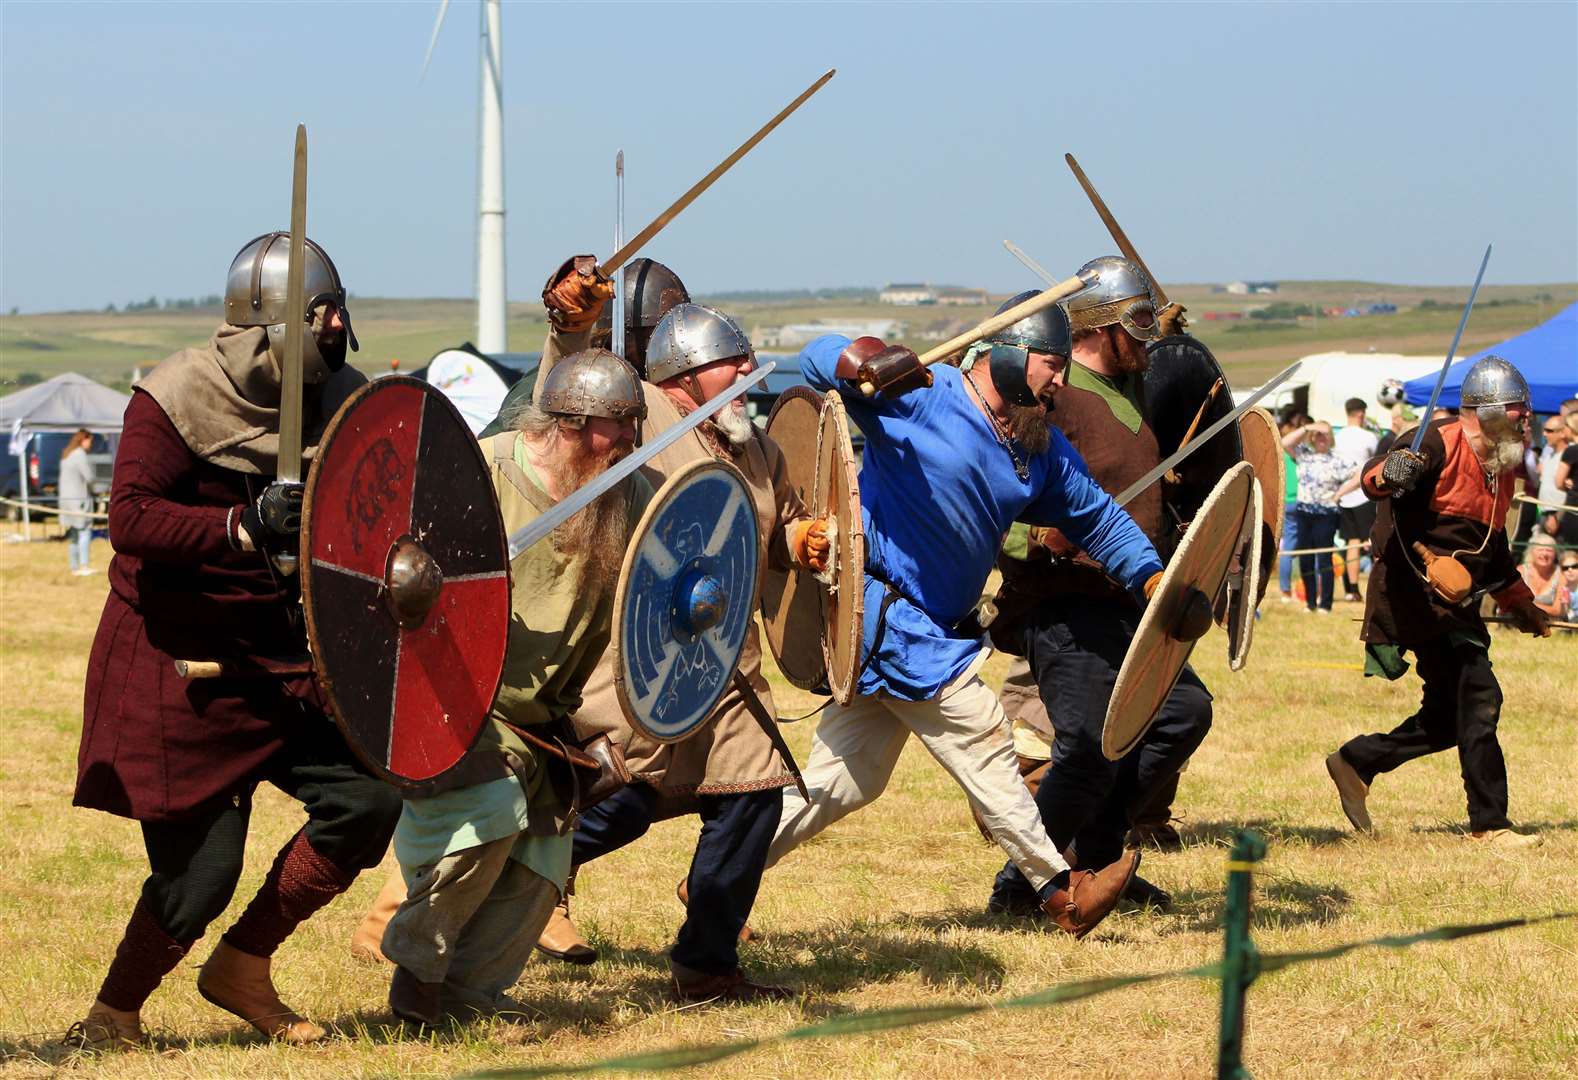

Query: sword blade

[1411,244,1492,453]
[506,362,776,558]
[1116,361,1301,507]
[600,69,835,276]
[612,150,627,361]
[1003,239,1059,286]
[278,124,308,484]
[1065,152,1170,309]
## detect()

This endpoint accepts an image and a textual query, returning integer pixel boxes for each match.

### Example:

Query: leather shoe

[677,879,758,943]
[1467,828,1541,848]
[1120,874,1172,912]
[670,962,794,1004]
[537,897,598,965]
[1325,750,1373,833]
[985,886,1044,919]
[63,1003,144,1053]
[196,941,325,1043]
[1127,820,1184,851]
[1041,850,1140,938]
[388,965,443,1027]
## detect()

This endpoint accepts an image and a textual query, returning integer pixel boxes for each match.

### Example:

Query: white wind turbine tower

[423,0,507,354]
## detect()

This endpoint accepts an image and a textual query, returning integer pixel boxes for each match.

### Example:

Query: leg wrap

[222,829,353,958]
[96,899,192,1012]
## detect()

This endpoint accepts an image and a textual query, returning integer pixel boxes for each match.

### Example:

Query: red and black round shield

[301,376,510,786]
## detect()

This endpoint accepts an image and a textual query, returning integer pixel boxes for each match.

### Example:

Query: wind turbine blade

[420,0,451,81]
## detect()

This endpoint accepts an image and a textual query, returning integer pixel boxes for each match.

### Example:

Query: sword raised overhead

[278,124,308,484]
[612,150,627,360]
[599,69,835,278]
[1065,152,1170,309]
[1003,239,1059,286]
[1412,244,1492,453]
[506,361,777,558]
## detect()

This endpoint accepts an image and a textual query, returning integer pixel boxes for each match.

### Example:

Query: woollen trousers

[766,667,1070,893]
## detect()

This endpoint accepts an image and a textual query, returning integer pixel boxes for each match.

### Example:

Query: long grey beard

[1006,405,1053,455]
[1484,436,1524,474]
[713,401,754,450]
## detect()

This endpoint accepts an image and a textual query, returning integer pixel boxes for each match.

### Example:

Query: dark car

[1,431,115,518]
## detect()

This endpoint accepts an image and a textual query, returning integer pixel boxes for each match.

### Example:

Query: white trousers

[766,673,1069,892]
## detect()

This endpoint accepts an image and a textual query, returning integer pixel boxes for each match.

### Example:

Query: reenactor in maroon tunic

[67,235,402,1050]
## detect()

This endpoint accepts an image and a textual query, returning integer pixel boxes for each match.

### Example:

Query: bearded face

[711,398,755,450]
[1006,404,1053,455]
[549,433,634,594]
[1109,325,1150,374]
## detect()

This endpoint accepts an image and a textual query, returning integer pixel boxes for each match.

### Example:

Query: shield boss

[614,458,760,744]
[302,376,510,786]
[1103,461,1256,761]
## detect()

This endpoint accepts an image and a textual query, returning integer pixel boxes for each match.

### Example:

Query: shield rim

[815,391,865,705]
[1238,406,1285,549]
[1102,461,1255,761]
[301,374,510,787]
[758,385,831,691]
[1225,476,1264,671]
[612,456,760,745]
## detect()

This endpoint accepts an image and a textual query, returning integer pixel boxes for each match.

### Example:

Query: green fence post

[1217,829,1267,1080]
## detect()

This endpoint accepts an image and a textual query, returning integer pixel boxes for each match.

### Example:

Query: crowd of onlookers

[1276,394,1578,620]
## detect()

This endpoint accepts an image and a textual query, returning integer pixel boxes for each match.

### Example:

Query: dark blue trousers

[992,599,1213,904]
[572,782,782,975]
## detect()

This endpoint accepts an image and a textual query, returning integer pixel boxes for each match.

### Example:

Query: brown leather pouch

[574,734,632,811]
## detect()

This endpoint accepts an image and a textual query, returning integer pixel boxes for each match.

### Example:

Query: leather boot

[536,895,598,965]
[1041,850,1140,939]
[196,941,325,1043]
[64,1002,144,1052]
[350,872,406,964]
[388,965,443,1027]
[677,878,757,943]
[1325,750,1373,833]
[670,960,793,1004]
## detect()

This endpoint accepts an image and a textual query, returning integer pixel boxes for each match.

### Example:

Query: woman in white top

[57,429,96,575]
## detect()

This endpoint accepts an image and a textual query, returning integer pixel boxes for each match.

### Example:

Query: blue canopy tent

[1404,302,1578,414]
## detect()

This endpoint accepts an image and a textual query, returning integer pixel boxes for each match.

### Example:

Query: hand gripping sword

[597,69,834,279]
[506,362,776,558]
[1411,244,1492,454]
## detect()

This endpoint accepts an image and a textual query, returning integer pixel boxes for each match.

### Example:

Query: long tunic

[394,432,652,889]
[76,390,332,821]
[801,335,1163,701]
[1359,418,1521,646]
[570,383,806,799]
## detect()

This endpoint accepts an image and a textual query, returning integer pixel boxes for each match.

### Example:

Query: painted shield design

[759,386,830,692]
[1103,461,1256,761]
[815,391,865,705]
[301,376,509,786]
[614,458,760,744]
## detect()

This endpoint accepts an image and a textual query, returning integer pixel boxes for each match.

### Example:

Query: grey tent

[1,373,131,537]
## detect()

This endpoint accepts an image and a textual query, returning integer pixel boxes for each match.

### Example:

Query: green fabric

[1283,451,1298,503]
[1067,362,1143,434]
[394,777,572,891]
[1002,521,1032,559]
[1363,628,1489,681]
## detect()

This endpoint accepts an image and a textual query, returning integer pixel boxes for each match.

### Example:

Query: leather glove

[542,255,613,333]
[1380,447,1427,493]
[1505,599,1552,637]
[846,338,931,397]
[1157,302,1189,337]
[791,518,831,574]
[240,481,304,556]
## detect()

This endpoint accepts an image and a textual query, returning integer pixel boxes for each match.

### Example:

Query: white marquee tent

[1,372,131,537]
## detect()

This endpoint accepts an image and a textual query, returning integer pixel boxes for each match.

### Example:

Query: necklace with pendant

[965,369,1030,481]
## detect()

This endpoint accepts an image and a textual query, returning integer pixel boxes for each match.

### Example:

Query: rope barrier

[0,494,109,521]
[1515,493,1577,515]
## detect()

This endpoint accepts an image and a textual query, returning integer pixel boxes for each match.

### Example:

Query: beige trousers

[766,673,1069,892]
[381,835,559,1018]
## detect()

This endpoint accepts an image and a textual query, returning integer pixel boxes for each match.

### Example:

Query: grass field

[1,538,1574,1079]
[2,281,1573,393]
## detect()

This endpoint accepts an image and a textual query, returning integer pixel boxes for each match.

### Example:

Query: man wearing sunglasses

[986,256,1214,918]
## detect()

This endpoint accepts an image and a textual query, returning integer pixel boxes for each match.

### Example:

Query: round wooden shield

[815,392,865,705]
[1238,406,1285,550]
[301,376,510,786]
[1223,475,1264,671]
[613,458,760,744]
[1145,334,1243,533]
[759,386,830,692]
[1103,462,1255,761]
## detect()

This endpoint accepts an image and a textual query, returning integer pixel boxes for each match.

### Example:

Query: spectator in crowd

[58,429,96,577]
[1561,551,1578,622]
[1333,397,1380,601]
[1533,414,1570,539]
[1562,397,1578,418]
[1520,534,1564,617]
[1375,403,1415,456]
[1556,413,1578,546]
[1277,406,1308,601]
[1282,418,1346,612]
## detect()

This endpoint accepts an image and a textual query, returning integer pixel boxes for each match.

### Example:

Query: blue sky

[3,1,1575,313]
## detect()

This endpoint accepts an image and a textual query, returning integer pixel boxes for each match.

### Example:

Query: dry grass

[1,538,1574,1079]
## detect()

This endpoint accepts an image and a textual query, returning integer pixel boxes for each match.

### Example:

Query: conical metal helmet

[538,349,647,422]
[1065,255,1159,342]
[594,258,690,372]
[1460,355,1529,409]
[224,232,358,382]
[984,290,1071,407]
[645,303,754,384]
